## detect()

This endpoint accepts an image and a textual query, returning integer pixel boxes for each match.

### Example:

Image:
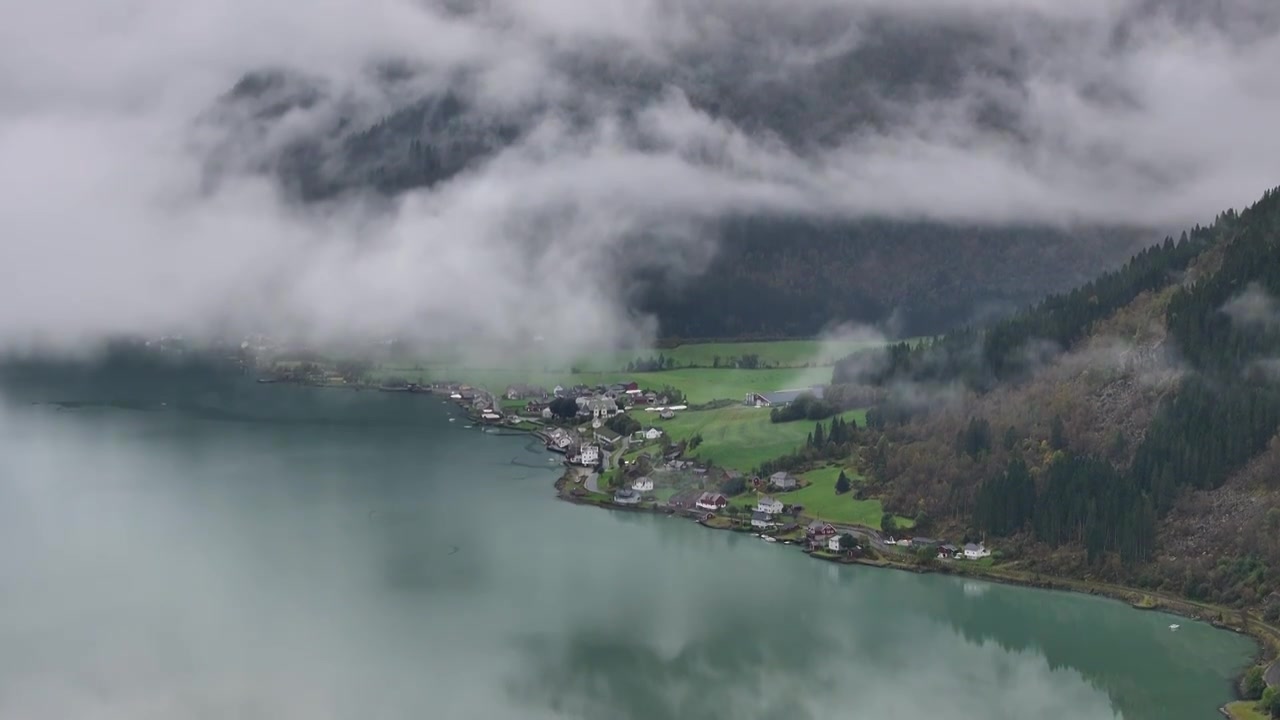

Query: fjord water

[0,378,1255,719]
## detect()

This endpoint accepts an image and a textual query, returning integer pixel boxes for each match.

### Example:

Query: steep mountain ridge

[848,186,1280,607]
[203,7,1160,339]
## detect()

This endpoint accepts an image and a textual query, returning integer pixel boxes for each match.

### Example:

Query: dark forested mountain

[204,6,1157,339]
[840,186,1280,607]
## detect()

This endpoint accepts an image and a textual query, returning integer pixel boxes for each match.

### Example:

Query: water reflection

[0,383,1254,720]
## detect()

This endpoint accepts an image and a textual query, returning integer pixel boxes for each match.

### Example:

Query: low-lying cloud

[1223,283,1280,331]
[2,0,1279,356]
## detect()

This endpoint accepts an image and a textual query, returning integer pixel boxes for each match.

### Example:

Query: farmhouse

[585,396,619,419]
[806,520,836,537]
[755,495,784,515]
[631,476,654,493]
[751,511,772,530]
[940,543,960,558]
[744,386,826,407]
[826,534,845,552]
[644,427,663,441]
[593,426,623,449]
[695,492,729,511]
[769,471,798,490]
[963,543,991,560]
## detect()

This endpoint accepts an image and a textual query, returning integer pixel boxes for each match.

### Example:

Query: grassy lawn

[632,339,924,369]
[645,406,866,472]
[785,466,914,529]
[373,338,924,377]
[1225,701,1269,720]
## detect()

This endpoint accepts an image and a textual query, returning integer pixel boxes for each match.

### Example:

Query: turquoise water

[0,377,1256,719]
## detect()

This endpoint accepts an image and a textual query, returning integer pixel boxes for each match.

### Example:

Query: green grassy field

[1225,701,1269,720]
[376,338,923,377]
[780,466,914,529]
[629,339,921,369]
[645,406,866,472]
[371,365,834,406]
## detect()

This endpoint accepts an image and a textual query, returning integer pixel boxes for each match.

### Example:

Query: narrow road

[584,471,600,493]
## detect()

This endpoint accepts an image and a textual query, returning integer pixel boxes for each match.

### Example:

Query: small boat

[1169,624,1180,631]
[764,537,777,543]
[448,418,456,423]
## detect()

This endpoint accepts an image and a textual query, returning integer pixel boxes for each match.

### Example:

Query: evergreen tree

[1049,414,1066,450]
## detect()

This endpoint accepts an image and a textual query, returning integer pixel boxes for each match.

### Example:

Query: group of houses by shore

[434,378,682,468]
[567,460,995,569]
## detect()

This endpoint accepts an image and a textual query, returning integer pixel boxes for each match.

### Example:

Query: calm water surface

[0,379,1256,719]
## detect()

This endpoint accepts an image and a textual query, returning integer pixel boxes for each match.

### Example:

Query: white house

[579,444,600,466]
[827,534,845,552]
[755,496,784,515]
[631,476,654,493]
[963,543,991,560]
[583,396,619,419]
[541,407,554,420]
[644,427,663,441]
[751,511,771,529]
[769,471,798,490]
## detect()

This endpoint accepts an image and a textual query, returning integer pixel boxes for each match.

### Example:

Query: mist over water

[0,380,1254,719]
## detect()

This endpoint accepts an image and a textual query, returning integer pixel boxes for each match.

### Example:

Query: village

[242,340,997,572]
[435,376,995,569]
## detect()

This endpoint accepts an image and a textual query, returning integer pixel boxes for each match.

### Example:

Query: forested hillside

[838,186,1280,607]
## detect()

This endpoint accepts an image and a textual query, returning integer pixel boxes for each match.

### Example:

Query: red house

[806,520,837,537]
[695,492,729,511]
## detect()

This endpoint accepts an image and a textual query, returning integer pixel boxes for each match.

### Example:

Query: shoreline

[276,376,1273,710]
[271,381,1278,653]
[551,469,1275,708]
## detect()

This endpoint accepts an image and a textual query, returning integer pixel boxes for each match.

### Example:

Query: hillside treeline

[859,186,1280,574]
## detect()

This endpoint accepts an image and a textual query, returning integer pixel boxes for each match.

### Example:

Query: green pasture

[782,466,914,529]
[646,406,866,472]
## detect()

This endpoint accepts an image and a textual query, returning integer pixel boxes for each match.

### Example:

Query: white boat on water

[1169,624,1180,631]
[448,418,455,422]
[763,536,777,543]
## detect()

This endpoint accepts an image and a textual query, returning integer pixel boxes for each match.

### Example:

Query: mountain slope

[203,6,1160,340]
[843,186,1280,606]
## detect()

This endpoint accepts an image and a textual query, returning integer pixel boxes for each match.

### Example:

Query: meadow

[640,406,866,473]
[372,365,833,406]
[372,336,920,379]
[616,338,918,369]
[783,465,914,529]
